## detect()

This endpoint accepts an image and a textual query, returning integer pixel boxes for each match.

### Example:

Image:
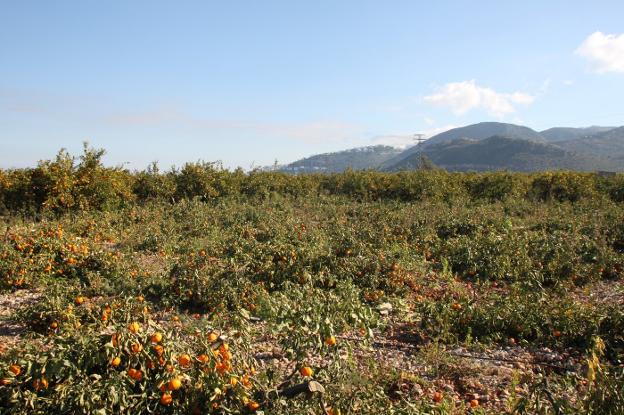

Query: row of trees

[1,145,623,213]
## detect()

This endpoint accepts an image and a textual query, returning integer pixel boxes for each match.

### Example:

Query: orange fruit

[178,354,191,367]
[219,343,229,352]
[300,366,313,377]
[197,354,210,363]
[131,343,143,354]
[433,391,443,403]
[33,377,48,391]
[150,332,163,343]
[207,332,219,342]
[230,377,238,387]
[75,296,85,305]
[111,356,121,367]
[128,368,143,381]
[128,322,141,333]
[469,399,479,408]
[8,365,20,376]
[216,361,230,374]
[452,303,462,310]
[50,321,58,330]
[153,345,164,356]
[160,392,173,406]
[136,295,144,302]
[168,377,182,391]
[553,330,562,338]
[247,401,260,411]
[325,336,337,346]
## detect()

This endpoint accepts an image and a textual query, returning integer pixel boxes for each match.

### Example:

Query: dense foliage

[0,146,623,414]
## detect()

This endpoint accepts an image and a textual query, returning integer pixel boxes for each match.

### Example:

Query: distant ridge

[380,122,545,169]
[540,126,616,142]
[385,135,618,172]
[279,122,624,173]
[279,145,402,173]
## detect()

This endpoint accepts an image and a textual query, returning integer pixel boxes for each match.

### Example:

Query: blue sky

[1,1,624,169]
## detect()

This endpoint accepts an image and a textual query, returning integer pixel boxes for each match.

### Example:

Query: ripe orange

[247,401,260,411]
[8,365,20,376]
[153,345,164,356]
[197,354,210,363]
[160,392,173,406]
[150,332,163,343]
[325,336,337,346]
[136,295,144,302]
[128,322,141,333]
[230,377,238,387]
[50,321,58,329]
[111,356,121,367]
[131,343,143,354]
[75,296,85,305]
[33,377,48,391]
[452,303,462,310]
[128,368,143,381]
[178,354,191,367]
[168,377,182,391]
[300,366,313,377]
[433,391,443,403]
[553,330,562,338]
[469,399,479,408]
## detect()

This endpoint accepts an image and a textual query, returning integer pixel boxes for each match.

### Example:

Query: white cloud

[370,125,458,148]
[576,31,624,74]
[423,80,535,117]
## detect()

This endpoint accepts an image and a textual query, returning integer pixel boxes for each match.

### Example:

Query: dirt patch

[0,289,41,354]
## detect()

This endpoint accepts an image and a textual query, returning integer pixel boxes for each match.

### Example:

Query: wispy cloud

[370,125,459,148]
[423,80,535,117]
[103,108,362,144]
[576,31,624,74]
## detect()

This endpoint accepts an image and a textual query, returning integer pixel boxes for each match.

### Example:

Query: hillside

[540,126,616,142]
[555,126,624,166]
[279,145,402,173]
[279,122,624,173]
[385,135,618,172]
[381,122,545,169]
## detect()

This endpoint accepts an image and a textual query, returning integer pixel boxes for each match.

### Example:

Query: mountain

[278,122,624,174]
[540,126,616,142]
[555,126,624,166]
[385,135,618,172]
[381,122,545,169]
[279,145,402,173]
